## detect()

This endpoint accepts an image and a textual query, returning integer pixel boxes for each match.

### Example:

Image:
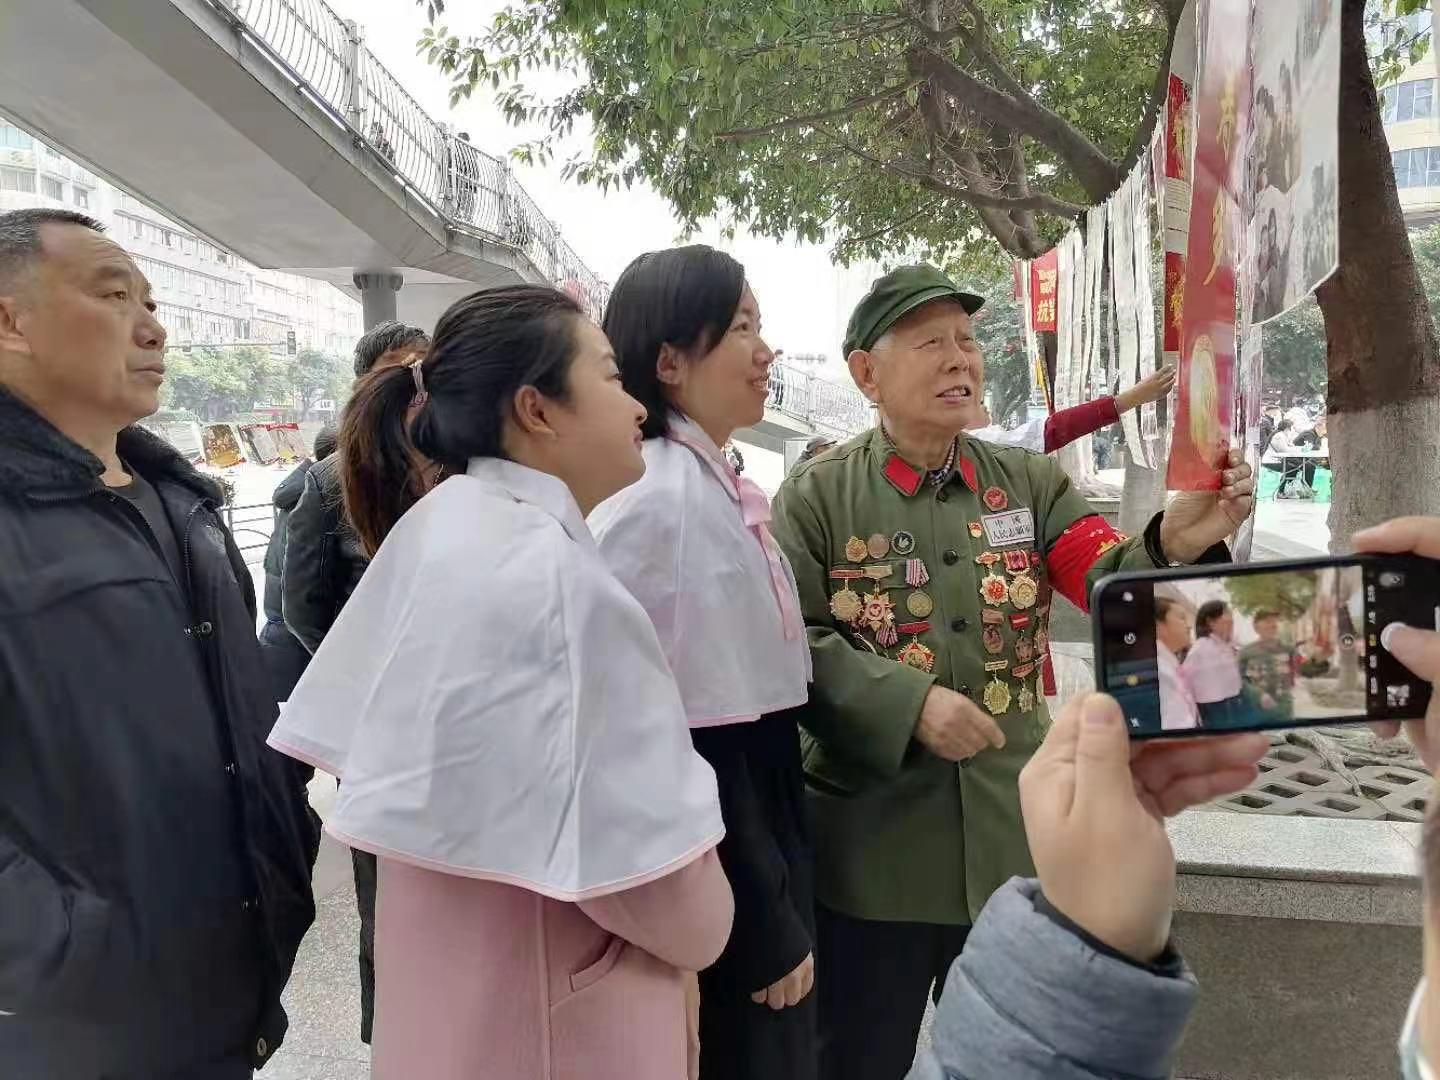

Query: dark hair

[313,423,339,460]
[1154,595,1183,625]
[0,208,105,288]
[339,285,582,556]
[799,436,836,465]
[602,245,745,440]
[1275,418,1293,433]
[1195,600,1228,638]
[353,320,430,378]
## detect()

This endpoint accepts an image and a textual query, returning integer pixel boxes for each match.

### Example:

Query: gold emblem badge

[897,639,936,672]
[859,588,896,635]
[906,589,935,618]
[845,536,869,563]
[863,564,894,581]
[1018,684,1037,713]
[983,677,1012,716]
[829,585,863,625]
[1009,573,1038,610]
[981,572,1010,607]
[867,533,891,560]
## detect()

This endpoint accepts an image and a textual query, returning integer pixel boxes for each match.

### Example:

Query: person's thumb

[1381,623,1440,684]
[1072,693,1132,802]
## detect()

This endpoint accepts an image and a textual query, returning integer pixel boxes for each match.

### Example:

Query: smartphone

[1091,554,1440,739]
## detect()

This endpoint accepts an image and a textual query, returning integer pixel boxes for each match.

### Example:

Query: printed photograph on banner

[1169,0,1248,492]
[1245,0,1340,325]
[1231,328,1264,563]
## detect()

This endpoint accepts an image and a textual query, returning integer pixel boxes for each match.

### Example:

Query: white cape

[269,458,724,901]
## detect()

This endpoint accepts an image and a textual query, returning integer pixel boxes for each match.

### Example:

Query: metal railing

[223,501,278,564]
[216,0,609,320]
[765,361,872,440]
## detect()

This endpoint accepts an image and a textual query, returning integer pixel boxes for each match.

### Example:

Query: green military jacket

[770,426,1164,925]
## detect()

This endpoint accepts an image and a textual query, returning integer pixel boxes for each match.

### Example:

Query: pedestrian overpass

[0,0,608,329]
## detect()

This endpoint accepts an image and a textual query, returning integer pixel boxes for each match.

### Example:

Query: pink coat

[371,852,734,1080]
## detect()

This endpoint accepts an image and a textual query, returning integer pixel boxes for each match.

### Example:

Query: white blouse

[268,458,724,901]
[590,416,811,728]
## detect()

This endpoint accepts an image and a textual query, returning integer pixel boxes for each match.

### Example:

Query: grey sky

[325,0,881,377]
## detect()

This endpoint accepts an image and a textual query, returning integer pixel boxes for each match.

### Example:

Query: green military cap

[843,265,985,357]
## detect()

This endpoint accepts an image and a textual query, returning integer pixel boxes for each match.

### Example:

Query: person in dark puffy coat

[0,207,318,1078]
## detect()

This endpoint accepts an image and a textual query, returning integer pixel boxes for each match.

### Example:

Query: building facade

[1380,4,1440,226]
[0,114,362,358]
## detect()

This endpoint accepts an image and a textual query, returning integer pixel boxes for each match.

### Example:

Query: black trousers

[352,847,378,1045]
[816,904,969,1080]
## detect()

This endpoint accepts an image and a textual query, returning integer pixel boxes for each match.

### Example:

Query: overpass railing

[217,0,608,319]
[766,361,872,440]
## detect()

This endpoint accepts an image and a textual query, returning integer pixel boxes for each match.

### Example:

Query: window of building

[0,125,32,151]
[130,216,144,239]
[40,175,64,201]
[1384,78,1436,123]
[72,186,90,210]
[1391,147,1440,188]
[0,167,35,193]
[162,229,175,248]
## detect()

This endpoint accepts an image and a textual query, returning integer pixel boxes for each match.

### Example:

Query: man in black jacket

[282,318,427,1045]
[0,208,318,1078]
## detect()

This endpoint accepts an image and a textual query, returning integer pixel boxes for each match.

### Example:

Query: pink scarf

[668,427,803,641]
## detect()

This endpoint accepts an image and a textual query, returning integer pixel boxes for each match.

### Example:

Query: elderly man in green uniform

[770,265,1254,1080]
[1239,609,1297,724]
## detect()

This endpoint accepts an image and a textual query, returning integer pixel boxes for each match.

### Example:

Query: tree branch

[836,196,945,253]
[1122,4,1184,171]
[814,123,1085,218]
[908,47,1123,201]
[714,80,923,141]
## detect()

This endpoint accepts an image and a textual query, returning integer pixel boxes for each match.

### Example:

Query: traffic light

[286,330,297,356]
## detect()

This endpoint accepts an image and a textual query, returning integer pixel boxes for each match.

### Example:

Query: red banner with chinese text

[1029,250,1058,334]
[1168,0,1249,491]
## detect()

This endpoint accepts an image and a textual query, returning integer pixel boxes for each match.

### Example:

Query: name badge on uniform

[981,508,1035,548]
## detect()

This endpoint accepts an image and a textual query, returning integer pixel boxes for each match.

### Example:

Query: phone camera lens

[1122,591,1134,603]
[1123,632,1137,646]
[1380,571,1404,589]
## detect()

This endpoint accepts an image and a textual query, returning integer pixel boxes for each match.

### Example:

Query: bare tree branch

[715,80,923,141]
[835,196,946,254]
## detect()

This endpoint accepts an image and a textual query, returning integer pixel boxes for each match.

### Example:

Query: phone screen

[1093,556,1437,738]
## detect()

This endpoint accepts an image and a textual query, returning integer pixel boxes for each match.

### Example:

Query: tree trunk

[1316,0,1440,551]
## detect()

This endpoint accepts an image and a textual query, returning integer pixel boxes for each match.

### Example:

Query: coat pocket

[569,935,626,994]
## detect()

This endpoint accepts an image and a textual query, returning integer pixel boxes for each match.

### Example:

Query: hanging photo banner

[1132,152,1161,466]
[1162,0,1198,375]
[1083,201,1107,411]
[1231,326,1264,563]
[1110,170,1144,468]
[1245,0,1340,326]
[1029,249,1059,334]
[1169,0,1250,492]
[1018,259,1040,397]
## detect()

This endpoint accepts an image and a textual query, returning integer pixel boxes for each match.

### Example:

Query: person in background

[1291,415,1328,490]
[908,693,1268,1079]
[269,284,734,1080]
[1261,418,1302,498]
[592,246,816,1080]
[798,435,837,468]
[0,207,317,1077]
[1258,405,1282,453]
[1155,596,1201,731]
[1240,610,1297,725]
[1183,600,1248,730]
[282,319,429,1045]
[257,423,337,704]
[965,365,1176,455]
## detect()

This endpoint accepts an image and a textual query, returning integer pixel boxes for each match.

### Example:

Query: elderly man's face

[850,298,985,436]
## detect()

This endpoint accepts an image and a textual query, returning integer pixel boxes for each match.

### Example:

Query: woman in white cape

[268,285,733,1080]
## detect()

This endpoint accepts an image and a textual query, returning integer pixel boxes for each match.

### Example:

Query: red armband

[1043,515,1126,612]
[1043,397,1121,453]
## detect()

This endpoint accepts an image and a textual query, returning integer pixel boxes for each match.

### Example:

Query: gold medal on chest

[1009,573,1039,610]
[983,677,1012,716]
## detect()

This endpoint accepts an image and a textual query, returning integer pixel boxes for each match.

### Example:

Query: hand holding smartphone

[1092,553,1440,739]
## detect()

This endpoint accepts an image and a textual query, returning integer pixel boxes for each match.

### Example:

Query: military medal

[905,558,929,587]
[985,659,1010,673]
[906,589,934,618]
[1035,625,1050,654]
[1009,573,1038,610]
[844,536,868,563]
[980,572,1010,607]
[982,625,1004,655]
[829,584,864,625]
[1003,550,1031,574]
[983,486,1009,512]
[860,587,896,636]
[876,624,899,648]
[1015,635,1035,664]
[1018,683,1037,713]
[1096,537,1120,556]
[897,639,936,673]
[968,521,984,538]
[867,533,891,560]
[983,677,1012,716]
[863,564,894,581]
[975,551,1002,567]
[1030,551,1042,567]
[981,608,1004,625]
[1012,661,1037,680]
[1009,612,1031,631]
[829,569,864,580]
[891,530,916,556]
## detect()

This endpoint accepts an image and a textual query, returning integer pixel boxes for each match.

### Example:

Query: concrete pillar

[352,271,402,330]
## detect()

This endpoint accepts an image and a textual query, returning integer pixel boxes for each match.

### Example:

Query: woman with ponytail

[590,247,816,1079]
[268,285,733,1080]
